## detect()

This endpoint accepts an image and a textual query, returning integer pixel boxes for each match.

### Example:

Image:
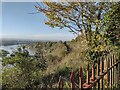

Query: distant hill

[0,38,71,46]
[0,38,43,46]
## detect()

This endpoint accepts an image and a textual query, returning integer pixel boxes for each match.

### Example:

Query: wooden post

[116,53,120,87]
[112,54,114,87]
[110,55,112,88]
[113,54,116,87]
[91,62,95,90]
[104,57,109,88]
[102,59,104,90]
[91,62,95,81]
[70,70,74,90]
[114,54,118,88]
[100,59,104,90]
[79,67,83,90]
[107,55,110,88]
[96,59,100,90]
[86,64,90,85]
[58,76,63,90]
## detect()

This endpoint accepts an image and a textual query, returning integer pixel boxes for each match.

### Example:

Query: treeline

[1,38,38,46]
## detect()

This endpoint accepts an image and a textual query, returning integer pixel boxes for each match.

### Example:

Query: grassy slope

[28,33,90,86]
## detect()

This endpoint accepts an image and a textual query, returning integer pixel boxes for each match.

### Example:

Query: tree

[104,2,120,47]
[98,2,120,58]
[35,2,113,61]
[85,2,120,60]
[35,2,110,42]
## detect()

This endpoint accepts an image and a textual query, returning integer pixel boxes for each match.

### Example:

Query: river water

[0,44,36,56]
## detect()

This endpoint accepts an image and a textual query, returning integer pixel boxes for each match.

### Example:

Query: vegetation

[35,2,119,61]
[0,50,9,57]
[2,36,89,89]
[2,2,120,89]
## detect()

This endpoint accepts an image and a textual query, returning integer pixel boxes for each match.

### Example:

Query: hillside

[2,32,120,89]
[24,33,89,86]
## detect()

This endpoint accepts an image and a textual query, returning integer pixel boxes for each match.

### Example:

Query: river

[0,44,36,56]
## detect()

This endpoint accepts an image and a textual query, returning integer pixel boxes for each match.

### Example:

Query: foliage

[64,81,70,88]
[118,80,120,89]
[2,46,47,88]
[104,2,120,47]
[2,67,25,88]
[35,2,110,36]
[34,50,47,71]
[87,2,120,61]
[35,2,115,61]
[0,49,9,57]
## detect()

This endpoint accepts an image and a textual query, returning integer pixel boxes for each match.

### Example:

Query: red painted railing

[57,54,120,90]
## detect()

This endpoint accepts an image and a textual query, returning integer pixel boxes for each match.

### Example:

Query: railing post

[110,55,112,88]
[108,55,110,88]
[116,53,120,85]
[70,70,74,90]
[91,62,95,90]
[113,54,117,88]
[100,58,104,90]
[112,54,114,87]
[104,57,109,88]
[86,64,90,85]
[79,67,83,90]
[96,59,100,90]
[91,62,95,81]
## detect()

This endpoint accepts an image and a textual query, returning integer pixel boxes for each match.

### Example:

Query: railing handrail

[83,60,120,89]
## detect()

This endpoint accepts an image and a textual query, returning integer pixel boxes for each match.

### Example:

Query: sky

[1,2,76,41]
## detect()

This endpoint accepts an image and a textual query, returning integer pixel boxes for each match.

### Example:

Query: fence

[57,54,120,90]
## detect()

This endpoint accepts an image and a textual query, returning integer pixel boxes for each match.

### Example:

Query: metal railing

[57,54,120,90]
